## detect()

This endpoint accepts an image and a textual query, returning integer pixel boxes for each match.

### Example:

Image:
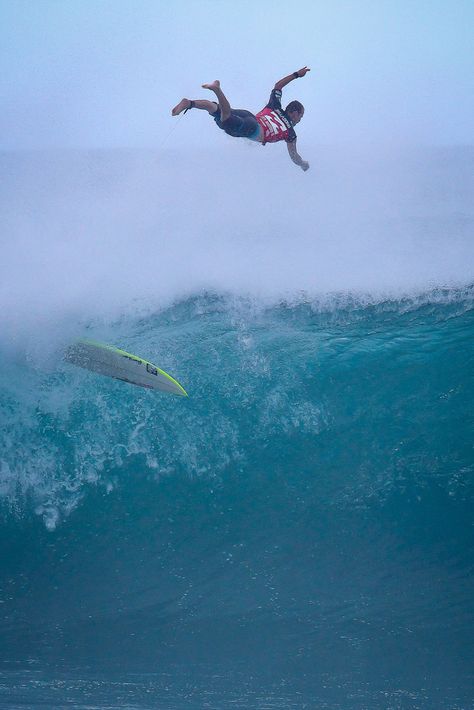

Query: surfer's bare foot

[171,98,191,116]
[202,80,220,92]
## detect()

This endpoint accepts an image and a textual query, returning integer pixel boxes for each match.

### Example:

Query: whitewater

[0,146,473,708]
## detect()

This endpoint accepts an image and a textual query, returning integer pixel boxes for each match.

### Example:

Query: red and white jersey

[255,89,297,145]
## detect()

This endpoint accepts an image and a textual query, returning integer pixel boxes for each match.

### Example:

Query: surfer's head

[286,101,304,125]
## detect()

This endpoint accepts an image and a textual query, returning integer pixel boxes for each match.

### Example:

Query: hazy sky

[1,0,473,149]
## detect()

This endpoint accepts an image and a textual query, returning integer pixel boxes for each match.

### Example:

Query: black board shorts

[213,108,261,141]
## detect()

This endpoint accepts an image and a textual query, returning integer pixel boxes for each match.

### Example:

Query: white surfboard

[64,339,187,396]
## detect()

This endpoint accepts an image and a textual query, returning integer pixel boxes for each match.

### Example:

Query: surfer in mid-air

[172,67,311,171]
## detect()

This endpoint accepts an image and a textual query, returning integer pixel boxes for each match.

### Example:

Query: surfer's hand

[296,67,310,78]
[301,161,310,171]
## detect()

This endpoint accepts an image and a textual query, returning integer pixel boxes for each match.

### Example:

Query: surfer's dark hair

[286,100,304,115]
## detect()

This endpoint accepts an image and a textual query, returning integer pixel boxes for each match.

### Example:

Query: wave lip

[1,147,473,331]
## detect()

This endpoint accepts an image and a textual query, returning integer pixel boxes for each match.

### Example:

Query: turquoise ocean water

[0,150,473,708]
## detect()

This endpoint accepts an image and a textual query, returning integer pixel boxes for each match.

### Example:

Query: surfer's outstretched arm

[274,66,310,92]
[287,140,309,171]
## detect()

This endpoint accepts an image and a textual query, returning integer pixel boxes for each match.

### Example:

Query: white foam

[0,146,473,343]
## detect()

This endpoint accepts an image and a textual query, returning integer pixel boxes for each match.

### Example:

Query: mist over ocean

[1,147,473,708]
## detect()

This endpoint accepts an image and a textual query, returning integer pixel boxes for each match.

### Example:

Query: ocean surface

[0,148,473,708]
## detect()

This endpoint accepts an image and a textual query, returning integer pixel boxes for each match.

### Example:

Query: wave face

[1,290,473,708]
